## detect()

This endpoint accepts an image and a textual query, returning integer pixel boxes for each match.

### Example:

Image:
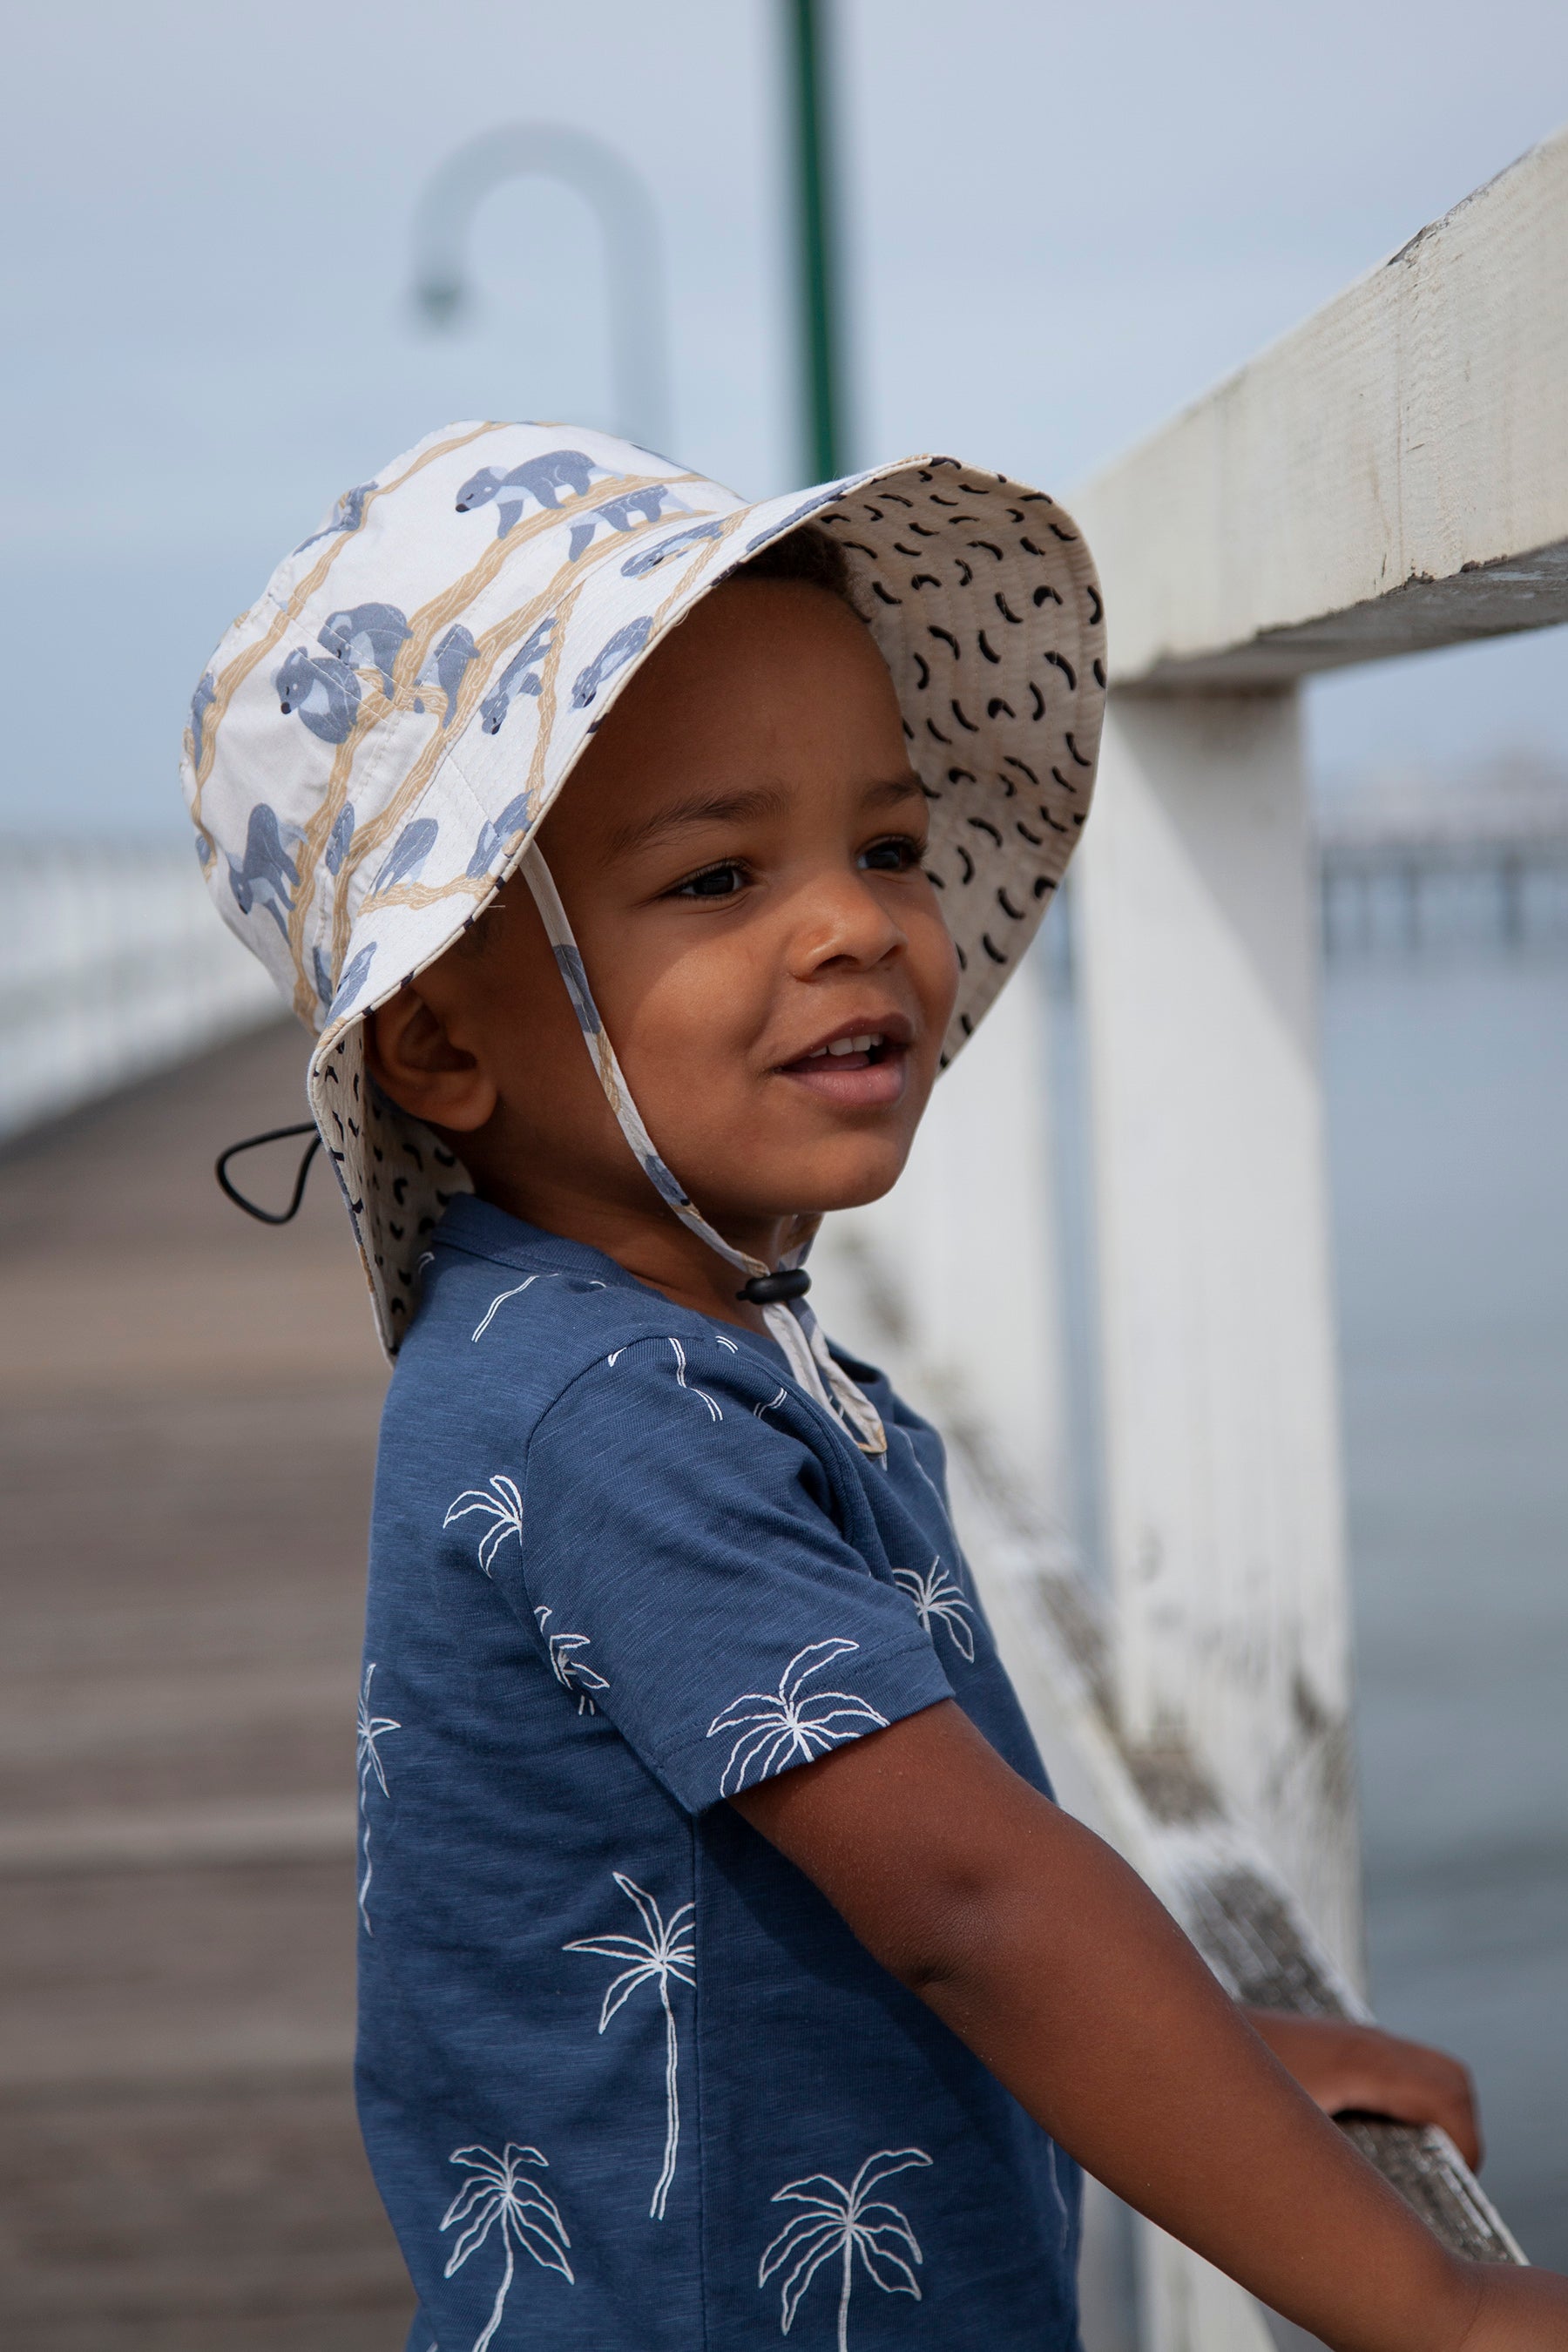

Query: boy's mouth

[775,1019,912,1109]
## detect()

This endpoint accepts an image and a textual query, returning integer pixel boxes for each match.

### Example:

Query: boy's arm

[732,1700,1566,2352]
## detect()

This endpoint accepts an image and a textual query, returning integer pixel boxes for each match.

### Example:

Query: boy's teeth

[807,1032,882,1059]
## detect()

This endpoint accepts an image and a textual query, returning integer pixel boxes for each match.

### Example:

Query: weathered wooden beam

[1071,126,1568,686]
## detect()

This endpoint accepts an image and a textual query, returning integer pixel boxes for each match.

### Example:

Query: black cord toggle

[737,1267,812,1306]
[215,1122,321,1225]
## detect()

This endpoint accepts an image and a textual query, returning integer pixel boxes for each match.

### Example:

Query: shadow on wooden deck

[0,1023,413,2349]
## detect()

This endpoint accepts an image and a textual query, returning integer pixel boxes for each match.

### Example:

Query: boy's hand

[1244,2011,1483,2172]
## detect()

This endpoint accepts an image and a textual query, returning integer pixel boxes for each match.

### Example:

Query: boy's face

[369,578,959,1272]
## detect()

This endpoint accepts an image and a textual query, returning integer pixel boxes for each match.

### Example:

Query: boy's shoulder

[385,1195,794,1443]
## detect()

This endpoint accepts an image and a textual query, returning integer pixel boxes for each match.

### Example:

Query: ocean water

[1324,947,1568,2268]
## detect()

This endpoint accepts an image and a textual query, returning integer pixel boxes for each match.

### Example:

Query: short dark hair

[734,523,862,617]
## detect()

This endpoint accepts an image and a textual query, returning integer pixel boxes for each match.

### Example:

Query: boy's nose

[787,867,906,975]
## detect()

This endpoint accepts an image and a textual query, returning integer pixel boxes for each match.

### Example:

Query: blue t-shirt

[358,1195,1081,2352]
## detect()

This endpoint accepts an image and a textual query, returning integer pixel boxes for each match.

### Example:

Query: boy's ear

[364,983,497,1134]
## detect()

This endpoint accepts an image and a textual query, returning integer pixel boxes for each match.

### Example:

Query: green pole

[787,0,843,481]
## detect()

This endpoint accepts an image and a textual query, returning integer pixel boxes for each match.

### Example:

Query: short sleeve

[510,1333,953,1811]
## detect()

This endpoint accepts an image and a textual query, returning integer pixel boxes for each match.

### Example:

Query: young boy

[185,423,1565,2350]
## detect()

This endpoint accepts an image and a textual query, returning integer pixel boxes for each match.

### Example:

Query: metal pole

[787,0,844,480]
[410,124,672,455]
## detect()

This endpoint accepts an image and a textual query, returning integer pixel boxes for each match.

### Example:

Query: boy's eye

[670,860,748,900]
[859,834,923,874]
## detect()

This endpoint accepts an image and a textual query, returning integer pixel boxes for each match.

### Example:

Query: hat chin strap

[520,851,887,1457]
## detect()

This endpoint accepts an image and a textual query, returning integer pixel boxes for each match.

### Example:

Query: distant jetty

[1316,758,1568,952]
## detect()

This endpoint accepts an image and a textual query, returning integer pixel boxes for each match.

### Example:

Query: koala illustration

[318,603,411,697]
[274,647,361,745]
[479,618,557,735]
[328,941,377,1021]
[369,816,439,897]
[465,790,533,879]
[641,1147,692,1207]
[324,800,356,877]
[553,942,601,1034]
[567,484,691,565]
[455,449,607,538]
[571,616,652,710]
[620,520,726,578]
[293,481,375,555]
[189,672,217,770]
[227,801,302,936]
[743,483,846,555]
[414,625,479,727]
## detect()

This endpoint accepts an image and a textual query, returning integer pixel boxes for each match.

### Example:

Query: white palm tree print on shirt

[607,1334,727,1416]
[441,2140,573,2351]
[891,1557,975,1663]
[356,1664,401,1932]
[707,1639,888,1796]
[564,1873,696,2219]
[443,1474,524,1573]
[470,1271,607,1344]
[760,2147,931,2349]
[667,1335,722,1420]
[532,1606,609,1715]
[471,1277,542,1342]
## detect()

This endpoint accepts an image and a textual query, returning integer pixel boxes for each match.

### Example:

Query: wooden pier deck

[0,1022,412,2349]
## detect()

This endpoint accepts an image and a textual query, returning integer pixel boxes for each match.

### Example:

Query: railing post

[1073,688,1361,1973]
[817,950,1071,1522]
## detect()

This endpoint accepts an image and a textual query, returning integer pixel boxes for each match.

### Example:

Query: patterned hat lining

[809,468,1103,1066]
[313,1022,471,1318]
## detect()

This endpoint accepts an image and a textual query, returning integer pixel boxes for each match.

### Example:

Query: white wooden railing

[814,118,1568,2352]
[0,841,278,1145]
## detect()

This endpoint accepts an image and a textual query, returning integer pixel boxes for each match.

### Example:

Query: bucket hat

[184,420,1105,1403]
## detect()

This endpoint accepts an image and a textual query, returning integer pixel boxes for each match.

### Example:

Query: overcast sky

[3,0,1566,834]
